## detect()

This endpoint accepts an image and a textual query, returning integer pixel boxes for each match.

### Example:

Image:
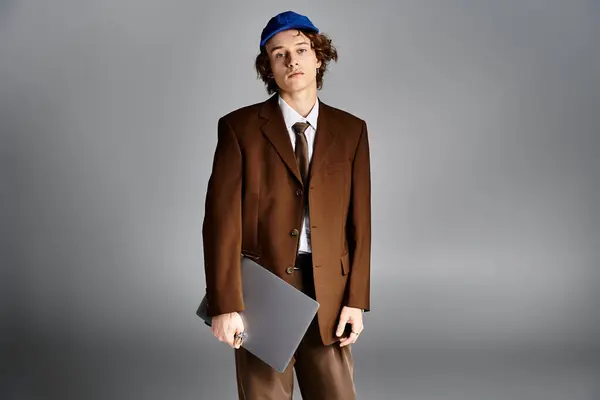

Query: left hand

[335,306,364,347]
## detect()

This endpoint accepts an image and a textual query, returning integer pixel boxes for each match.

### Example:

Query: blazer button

[296,188,303,196]
[286,267,294,274]
[290,229,299,236]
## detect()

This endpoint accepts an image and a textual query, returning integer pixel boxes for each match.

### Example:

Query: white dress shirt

[278,95,319,254]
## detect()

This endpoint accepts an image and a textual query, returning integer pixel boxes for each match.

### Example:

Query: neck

[279,87,317,117]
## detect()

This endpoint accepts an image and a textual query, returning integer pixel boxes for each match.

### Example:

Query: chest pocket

[326,161,349,175]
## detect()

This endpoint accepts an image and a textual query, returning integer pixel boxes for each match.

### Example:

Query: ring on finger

[234,331,247,345]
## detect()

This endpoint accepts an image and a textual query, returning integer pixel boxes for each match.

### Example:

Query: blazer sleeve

[345,120,372,312]
[202,117,244,316]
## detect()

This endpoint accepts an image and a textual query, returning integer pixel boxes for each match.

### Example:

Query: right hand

[210,312,245,349]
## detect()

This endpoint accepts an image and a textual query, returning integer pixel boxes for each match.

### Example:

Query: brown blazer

[202,94,371,346]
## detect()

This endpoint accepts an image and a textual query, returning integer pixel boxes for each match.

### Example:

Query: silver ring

[234,332,247,342]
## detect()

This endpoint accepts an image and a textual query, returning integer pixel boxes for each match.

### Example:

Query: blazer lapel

[259,95,303,185]
[258,95,339,186]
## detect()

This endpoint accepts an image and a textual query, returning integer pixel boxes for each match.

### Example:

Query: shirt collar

[278,95,319,131]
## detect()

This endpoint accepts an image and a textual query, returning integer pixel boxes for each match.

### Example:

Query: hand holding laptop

[210,311,246,349]
[197,256,319,372]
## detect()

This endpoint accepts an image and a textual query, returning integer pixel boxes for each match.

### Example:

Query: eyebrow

[269,41,310,54]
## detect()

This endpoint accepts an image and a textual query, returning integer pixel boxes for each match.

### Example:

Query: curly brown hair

[255,30,338,95]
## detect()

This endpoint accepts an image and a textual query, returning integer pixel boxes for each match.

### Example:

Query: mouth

[288,71,304,78]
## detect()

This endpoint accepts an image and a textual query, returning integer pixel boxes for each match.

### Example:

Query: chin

[284,79,312,93]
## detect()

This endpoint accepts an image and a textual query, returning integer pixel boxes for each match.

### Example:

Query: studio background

[1,1,598,399]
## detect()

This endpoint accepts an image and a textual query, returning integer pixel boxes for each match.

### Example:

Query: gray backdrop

[1,1,599,399]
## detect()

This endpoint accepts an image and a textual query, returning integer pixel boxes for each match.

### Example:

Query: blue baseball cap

[260,11,319,49]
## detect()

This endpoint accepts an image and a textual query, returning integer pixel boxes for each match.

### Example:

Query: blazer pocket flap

[326,161,348,175]
[340,252,350,275]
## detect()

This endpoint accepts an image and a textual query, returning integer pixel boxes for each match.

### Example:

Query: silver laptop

[196,256,320,372]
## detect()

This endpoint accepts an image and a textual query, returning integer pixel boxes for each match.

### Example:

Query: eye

[275,53,284,58]
[298,48,307,53]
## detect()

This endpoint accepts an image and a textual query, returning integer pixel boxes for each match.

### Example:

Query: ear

[316,59,322,68]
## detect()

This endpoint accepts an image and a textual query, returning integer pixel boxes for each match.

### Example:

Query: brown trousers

[234,254,356,399]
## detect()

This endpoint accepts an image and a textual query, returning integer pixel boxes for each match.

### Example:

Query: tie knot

[292,122,310,135]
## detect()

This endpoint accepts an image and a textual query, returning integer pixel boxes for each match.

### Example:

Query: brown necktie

[292,122,310,185]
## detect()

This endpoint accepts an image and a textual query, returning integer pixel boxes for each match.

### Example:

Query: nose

[286,53,299,68]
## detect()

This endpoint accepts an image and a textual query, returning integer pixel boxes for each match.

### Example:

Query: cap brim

[260,24,319,48]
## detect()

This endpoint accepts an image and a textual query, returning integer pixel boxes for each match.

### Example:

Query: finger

[339,335,355,347]
[234,329,245,349]
[233,336,242,349]
[341,331,360,347]
[232,332,241,348]
[336,315,349,337]
[227,330,237,347]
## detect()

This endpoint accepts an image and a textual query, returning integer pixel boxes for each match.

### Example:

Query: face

[264,29,322,95]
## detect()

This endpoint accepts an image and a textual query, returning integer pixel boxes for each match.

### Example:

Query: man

[202,10,371,399]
